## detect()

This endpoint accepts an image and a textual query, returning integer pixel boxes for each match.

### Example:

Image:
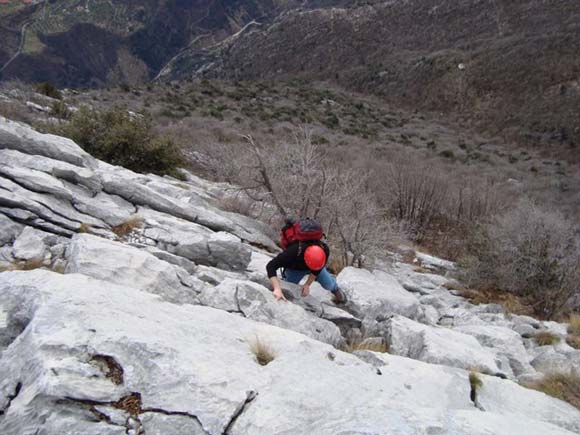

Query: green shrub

[35,82,62,100]
[49,106,184,176]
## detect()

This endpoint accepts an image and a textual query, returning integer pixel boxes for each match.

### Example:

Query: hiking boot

[332,288,347,304]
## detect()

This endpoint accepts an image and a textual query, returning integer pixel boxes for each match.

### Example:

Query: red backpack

[280,218,324,249]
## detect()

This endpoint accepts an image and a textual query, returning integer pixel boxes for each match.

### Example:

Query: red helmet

[304,245,326,271]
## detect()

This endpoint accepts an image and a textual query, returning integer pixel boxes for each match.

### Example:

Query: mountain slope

[167,0,580,154]
[0,0,300,87]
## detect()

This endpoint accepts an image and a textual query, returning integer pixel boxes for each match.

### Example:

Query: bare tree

[461,199,580,319]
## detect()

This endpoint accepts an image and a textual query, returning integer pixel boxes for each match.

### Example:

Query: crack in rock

[0,382,22,416]
[141,407,210,434]
[222,390,258,434]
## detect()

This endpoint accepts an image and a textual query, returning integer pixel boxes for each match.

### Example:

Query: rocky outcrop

[1,271,579,435]
[1,117,579,434]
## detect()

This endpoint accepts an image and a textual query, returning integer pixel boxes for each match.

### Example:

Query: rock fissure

[141,407,209,433]
[0,382,22,416]
[0,171,69,200]
[222,390,258,435]
[0,207,71,237]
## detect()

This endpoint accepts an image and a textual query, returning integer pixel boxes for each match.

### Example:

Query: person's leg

[282,268,308,284]
[315,267,339,293]
[316,268,347,303]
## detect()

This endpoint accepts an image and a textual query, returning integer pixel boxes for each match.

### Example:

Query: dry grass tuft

[1,258,46,272]
[327,253,347,275]
[114,393,142,416]
[568,315,580,335]
[111,216,143,239]
[413,266,432,274]
[566,335,580,350]
[78,223,92,233]
[526,373,580,410]
[458,287,533,316]
[534,331,561,346]
[342,336,389,354]
[443,281,466,292]
[469,371,483,390]
[249,337,275,366]
[0,258,68,274]
[91,354,124,385]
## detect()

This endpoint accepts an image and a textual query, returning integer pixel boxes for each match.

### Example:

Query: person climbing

[266,218,347,304]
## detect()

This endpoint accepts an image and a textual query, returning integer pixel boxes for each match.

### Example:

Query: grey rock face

[454,325,535,378]
[0,214,23,246]
[531,348,580,375]
[386,315,502,375]
[65,234,199,304]
[1,117,579,434]
[337,267,423,324]
[1,271,577,435]
[200,278,342,346]
[12,226,50,260]
[0,117,95,167]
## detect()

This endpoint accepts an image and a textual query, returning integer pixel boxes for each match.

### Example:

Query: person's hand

[301,284,310,297]
[273,287,287,302]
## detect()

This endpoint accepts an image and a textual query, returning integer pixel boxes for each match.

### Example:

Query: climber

[266,218,347,304]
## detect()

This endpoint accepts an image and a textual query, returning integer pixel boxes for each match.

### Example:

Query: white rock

[531,348,580,375]
[207,231,252,271]
[200,279,342,346]
[0,176,106,233]
[65,234,199,304]
[477,373,580,433]
[72,192,136,227]
[12,226,49,260]
[0,117,95,168]
[337,267,422,322]
[0,164,73,200]
[454,325,535,377]
[542,321,569,337]
[0,214,23,245]
[0,271,576,435]
[422,305,440,325]
[386,315,502,375]
[0,149,102,193]
[416,251,456,271]
[141,412,206,434]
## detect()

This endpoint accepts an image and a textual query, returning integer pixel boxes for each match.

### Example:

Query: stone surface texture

[1,118,579,434]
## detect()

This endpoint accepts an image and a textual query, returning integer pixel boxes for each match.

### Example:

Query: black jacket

[266,241,330,278]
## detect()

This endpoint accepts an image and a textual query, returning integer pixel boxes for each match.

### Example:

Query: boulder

[175,231,252,271]
[531,348,580,375]
[199,279,342,346]
[416,251,456,271]
[207,232,252,271]
[337,267,422,321]
[12,226,50,261]
[65,234,199,304]
[386,315,502,375]
[454,325,535,377]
